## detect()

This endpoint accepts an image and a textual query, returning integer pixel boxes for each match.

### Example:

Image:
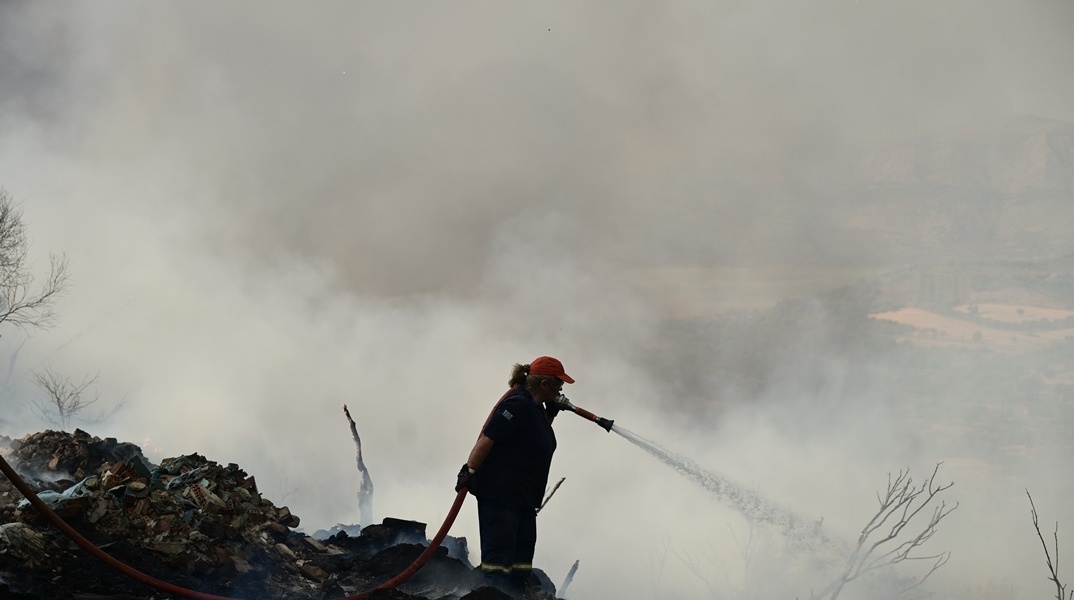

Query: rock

[303,535,328,553]
[299,561,329,582]
[275,542,297,560]
[460,587,515,600]
[277,506,301,528]
[0,522,52,564]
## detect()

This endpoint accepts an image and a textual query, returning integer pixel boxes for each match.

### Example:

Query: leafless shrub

[1027,490,1074,600]
[675,518,783,600]
[675,543,722,599]
[812,463,957,600]
[29,366,126,430]
[648,535,671,599]
[274,477,301,505]
[0,189,69,334]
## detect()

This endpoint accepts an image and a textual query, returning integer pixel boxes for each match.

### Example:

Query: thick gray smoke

[2,2,1073,598]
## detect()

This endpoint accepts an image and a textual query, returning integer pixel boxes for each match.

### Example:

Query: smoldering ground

[2,1,1074,598]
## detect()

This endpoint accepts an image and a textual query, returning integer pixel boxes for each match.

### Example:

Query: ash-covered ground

[0,430,560,600]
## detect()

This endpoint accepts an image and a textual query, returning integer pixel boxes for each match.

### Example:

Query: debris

[0,429,564,599]
[0,522,51,565]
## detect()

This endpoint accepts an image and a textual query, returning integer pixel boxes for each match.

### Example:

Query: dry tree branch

[813,462,957,600]
[727,519,762,599]
[29,367,100,430]
[648,534,671,598]
[0,191,70,334]
[538,477,565,514]
[1027,490,1074,600]
[673,546,723,599]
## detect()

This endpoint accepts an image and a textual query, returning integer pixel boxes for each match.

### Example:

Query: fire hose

[0,399,613,599]
[554,395,615,432]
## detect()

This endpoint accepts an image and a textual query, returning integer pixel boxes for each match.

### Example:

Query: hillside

[828,115,1074,264]
[839,115,1074,193]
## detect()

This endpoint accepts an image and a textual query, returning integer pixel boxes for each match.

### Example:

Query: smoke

[2,1,1074,598]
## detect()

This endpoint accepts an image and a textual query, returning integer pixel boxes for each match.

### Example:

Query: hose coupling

[554,394,577,412]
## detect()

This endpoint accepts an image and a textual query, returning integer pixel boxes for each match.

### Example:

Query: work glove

[455,464,476,492]
[545,403,560,421]
[547,394,572,421]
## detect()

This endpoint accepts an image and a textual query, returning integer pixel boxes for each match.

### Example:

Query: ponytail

[508,363,530,388]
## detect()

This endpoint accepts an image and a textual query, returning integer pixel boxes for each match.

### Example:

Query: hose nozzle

[555,395,615,433]
[553,394,577,412]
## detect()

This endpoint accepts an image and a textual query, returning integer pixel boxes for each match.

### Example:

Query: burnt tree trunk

[343,404,374,527]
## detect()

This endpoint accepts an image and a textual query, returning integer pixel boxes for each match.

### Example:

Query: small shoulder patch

[501,409,513,421]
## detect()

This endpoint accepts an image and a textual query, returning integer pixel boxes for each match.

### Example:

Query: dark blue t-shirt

[471,387,557,509]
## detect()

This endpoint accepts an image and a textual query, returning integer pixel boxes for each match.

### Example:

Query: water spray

[610,423,833,553]
[555,396,829,551]
[553,395,614,432]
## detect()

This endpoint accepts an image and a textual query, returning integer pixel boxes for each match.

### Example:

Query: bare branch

[647,535,671,598]
[1028,490,1070,600]
[538,477,565,514]
[0,190,70,335]
[673,546,723,599]
[814,463,956,600]
[897,552,951,594]
[29,366,100,430]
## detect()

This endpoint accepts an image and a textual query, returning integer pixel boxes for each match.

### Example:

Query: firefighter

[456,356,573,596]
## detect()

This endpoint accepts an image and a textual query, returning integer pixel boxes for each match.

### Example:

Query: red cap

[529,356,575,384]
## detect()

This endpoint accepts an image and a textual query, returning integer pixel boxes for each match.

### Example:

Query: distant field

[952,303,1074,323]
[620,266,886,318]
[871,306,1074,353]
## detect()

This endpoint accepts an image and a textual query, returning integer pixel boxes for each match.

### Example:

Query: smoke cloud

[3,1,1073,598]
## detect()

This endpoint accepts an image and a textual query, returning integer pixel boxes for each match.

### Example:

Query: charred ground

[0,430,559,600]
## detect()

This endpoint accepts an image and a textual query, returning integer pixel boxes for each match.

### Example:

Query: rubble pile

[0,430,561,600]
[1,429,148,526]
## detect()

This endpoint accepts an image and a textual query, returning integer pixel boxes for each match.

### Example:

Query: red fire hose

[0,451,466,600]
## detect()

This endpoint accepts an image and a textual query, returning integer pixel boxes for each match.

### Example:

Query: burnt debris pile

[0,430,560,600]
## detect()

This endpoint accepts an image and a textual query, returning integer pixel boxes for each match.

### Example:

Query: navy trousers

[477,499,537,592]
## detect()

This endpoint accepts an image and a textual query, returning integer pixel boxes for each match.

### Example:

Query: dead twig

[538,476,565,514]
[1027,490,1074,600]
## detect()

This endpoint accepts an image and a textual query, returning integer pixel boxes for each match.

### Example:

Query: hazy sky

[2,2,1073,598]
